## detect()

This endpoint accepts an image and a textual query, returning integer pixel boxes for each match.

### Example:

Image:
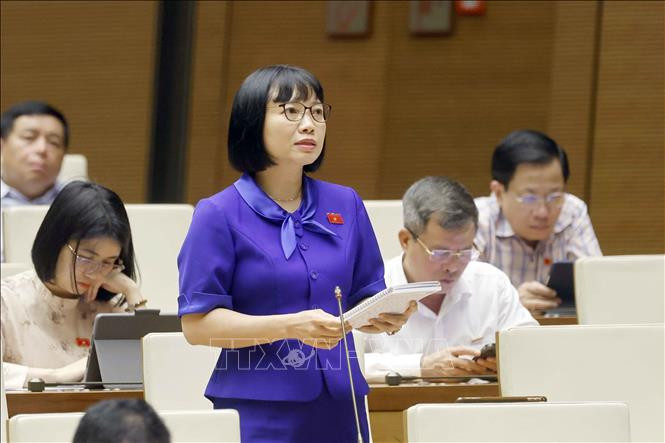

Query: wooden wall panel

[546,0,599,199]
[589,1,664,254]
[213,0,392,199]
[186,1,230,204]
[0,1,157,203]
[379,1,557,199]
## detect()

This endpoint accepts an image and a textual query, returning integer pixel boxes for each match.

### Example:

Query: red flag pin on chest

[327,212,344,225]
[76,337,90,347]
[544,257,552,266]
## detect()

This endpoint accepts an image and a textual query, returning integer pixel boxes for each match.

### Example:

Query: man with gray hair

[363,176,536,381]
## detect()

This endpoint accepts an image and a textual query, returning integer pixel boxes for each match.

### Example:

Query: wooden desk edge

[6,389,143,418]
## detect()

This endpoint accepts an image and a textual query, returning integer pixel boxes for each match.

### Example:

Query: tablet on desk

[543,261,576,317]
[84,310,181,389]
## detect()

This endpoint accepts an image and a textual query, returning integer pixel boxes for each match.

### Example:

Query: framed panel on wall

[410,0,453,35]
[326,0,372,37]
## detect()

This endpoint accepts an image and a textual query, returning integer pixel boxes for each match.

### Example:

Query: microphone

[27,378,142,392]
[385,371,497,386]
[334,286,363,443]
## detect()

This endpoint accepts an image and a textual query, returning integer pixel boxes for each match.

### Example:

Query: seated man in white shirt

[363,176,537,382]
[1,101,68,261]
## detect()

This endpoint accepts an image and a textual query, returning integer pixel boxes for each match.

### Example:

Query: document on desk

[344,281,441,328]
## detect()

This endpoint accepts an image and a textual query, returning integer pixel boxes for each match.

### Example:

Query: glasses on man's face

[68,244,124,276]
[409,230,480,263]
[514,191,565,208]
[278,102,331,123]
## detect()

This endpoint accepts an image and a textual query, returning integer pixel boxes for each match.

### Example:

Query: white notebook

[344,281,442,328]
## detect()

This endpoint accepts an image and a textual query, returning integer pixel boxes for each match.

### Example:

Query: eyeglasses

[514,191,565,208]
[67,244,124,275]
[277,102,331,123]
[408,230,480,263]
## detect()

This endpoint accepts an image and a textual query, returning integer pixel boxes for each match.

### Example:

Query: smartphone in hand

[473,343,496,361]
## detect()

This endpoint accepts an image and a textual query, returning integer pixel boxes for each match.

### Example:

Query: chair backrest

[8,410,240,443]
[2,204,193,313]
[160,410,240,442]
[1,342,7,443]
[8,412,83,443]
[406,401,631,442]
[0,262,31,279]
[575,255,665,324]
[126,205,193,313]
[352,330,366,376]
[142,332,217,411]
[57,154,88,183]
[363,200,403,261]
[2,205,49,264]
[499,324,664,442]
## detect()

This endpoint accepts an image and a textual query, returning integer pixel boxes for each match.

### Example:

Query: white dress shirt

[362,255,537,381]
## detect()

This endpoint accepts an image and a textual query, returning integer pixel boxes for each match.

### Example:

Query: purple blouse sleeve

[177,198,235,316]
[347,191,386,307]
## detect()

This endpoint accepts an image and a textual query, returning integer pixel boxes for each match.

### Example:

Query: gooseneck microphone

[27,378,142,392]
[335,286,363,443]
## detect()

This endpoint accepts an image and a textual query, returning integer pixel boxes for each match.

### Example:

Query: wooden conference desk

[368,382,500,443]
[7,383,498,442]
[535,315,577,326]
[5,389,143,417]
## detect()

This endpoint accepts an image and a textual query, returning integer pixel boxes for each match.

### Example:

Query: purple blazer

[177,173,386,402]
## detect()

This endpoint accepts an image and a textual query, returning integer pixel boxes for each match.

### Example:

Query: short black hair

[228,64,326,173]
[31,181,136,301]
[491,129,569,188]
[73,399,170,443]
[1,100,69,148]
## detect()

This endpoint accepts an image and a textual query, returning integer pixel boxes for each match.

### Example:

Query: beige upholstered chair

[0,262,31,279]
[1,342,7,443]
[406,401,631,442]
[363,200,403,261]
[499,324,664,442]
[7,409,240,443]
[57,154,88,183]
[575,255,665,324]
[142,332,217,411]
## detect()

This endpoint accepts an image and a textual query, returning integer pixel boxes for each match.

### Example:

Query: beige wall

[2,1,662,254]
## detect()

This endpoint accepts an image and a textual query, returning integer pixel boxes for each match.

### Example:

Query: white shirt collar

[384,254,473,319]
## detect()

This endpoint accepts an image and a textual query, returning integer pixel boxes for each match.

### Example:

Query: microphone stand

[335,286,363,443]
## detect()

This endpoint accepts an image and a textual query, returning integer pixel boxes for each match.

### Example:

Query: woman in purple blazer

[178,65,414,442]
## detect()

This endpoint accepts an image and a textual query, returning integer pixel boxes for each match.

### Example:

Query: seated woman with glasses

[1,181,147,389]
[177,65,415,443]
[361,176,537,382]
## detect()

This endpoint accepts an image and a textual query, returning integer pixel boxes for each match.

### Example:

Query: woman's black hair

[491,129,570,188]
[228,64,327,173]
[31,181,136,301]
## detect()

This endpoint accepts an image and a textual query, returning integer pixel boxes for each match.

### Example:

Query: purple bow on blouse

[234,174,339,259]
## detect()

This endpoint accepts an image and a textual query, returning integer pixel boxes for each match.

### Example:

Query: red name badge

[327,212,344,224]
[76,337,91,347]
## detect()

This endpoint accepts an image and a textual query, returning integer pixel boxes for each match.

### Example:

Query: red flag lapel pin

[327,212,344,225]
[76,337,91,347]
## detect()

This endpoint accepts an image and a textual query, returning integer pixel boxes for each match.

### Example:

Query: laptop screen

[84,310,182,387]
